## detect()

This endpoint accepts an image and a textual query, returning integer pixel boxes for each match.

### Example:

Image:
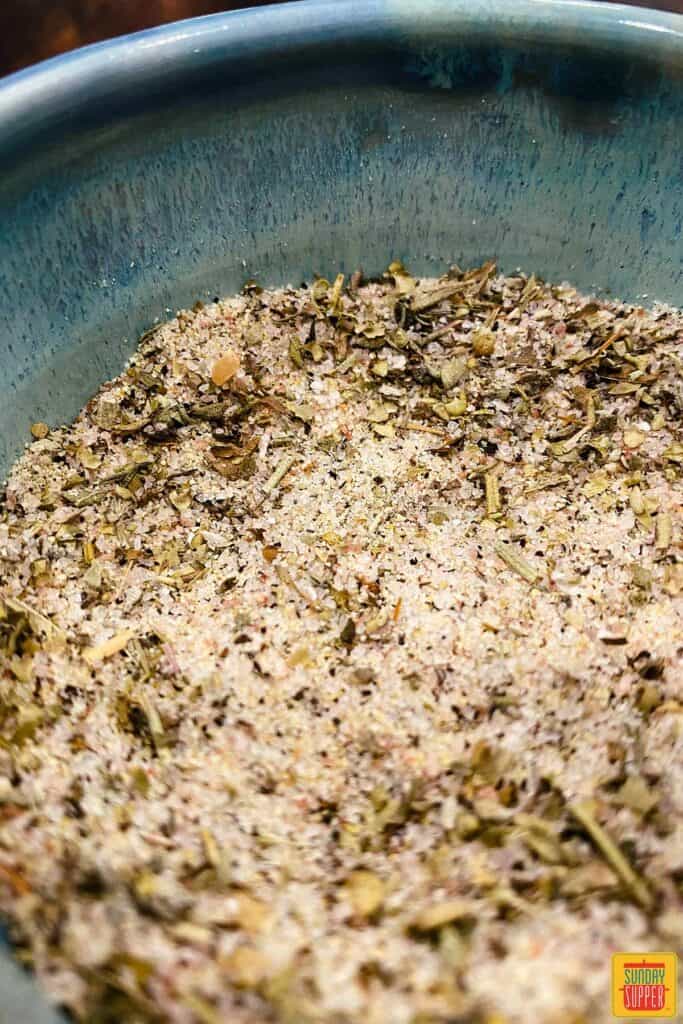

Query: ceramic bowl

[0,1,681,1017]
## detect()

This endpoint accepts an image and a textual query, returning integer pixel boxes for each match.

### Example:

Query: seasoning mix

[0,262,681,1023]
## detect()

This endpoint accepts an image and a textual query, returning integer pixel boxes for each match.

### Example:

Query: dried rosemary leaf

[655,512,672,550]
[181,994,224,1024]
[411,281,464,314]
[629,487,645,515]
[493,542,540,584]
[411,899,474,933]
[83,631,134,665]
[515,273,541,312]
[549,422,591,458]
[276,566,320,610]
[568,801,652,909]
[3,596,63,640]
[571,324,626,372]
[484,468,501,516]
[139,694,165,751]
[63,485,109,508]
[263,455,296,493]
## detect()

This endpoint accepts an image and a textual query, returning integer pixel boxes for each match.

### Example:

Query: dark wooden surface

[0,1,271,77]
[1,0,682,77]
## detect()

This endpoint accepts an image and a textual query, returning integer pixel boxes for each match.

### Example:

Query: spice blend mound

[0,262,682,1024]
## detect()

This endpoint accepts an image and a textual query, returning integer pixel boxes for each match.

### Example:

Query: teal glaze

[0,0,681,1014]
[0,1,682,479]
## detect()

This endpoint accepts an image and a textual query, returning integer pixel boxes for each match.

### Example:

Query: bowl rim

[0,0,682,1019]
[0,0,682,157]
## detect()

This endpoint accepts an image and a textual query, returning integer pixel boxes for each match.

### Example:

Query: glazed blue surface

[0,1,682,477]
[0,0,681,1013]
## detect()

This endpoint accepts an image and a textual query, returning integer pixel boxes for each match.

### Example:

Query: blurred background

[1,0,682,78]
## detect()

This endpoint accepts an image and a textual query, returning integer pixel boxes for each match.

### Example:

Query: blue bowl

[0,0,682,1016]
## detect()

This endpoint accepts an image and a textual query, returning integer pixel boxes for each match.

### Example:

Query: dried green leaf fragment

[440,357,467,390]
[662,441,683,463]
[493,542,540,584]
[340,618,356,646]
[344,869,385,917]
[568,801,652,909]
[83,631,134,665]
[411,899,475,933]
[630,563,652,590]
[181,994,224,1024]
[472,329,495,357]
[411,281,464,314]
[614,775,657,816]
[484,468,501,516]
[387,260,416,298]
[263,455,297,494]
[285,402,314,423]
[288,336,305,368]
[655,512,672,550]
